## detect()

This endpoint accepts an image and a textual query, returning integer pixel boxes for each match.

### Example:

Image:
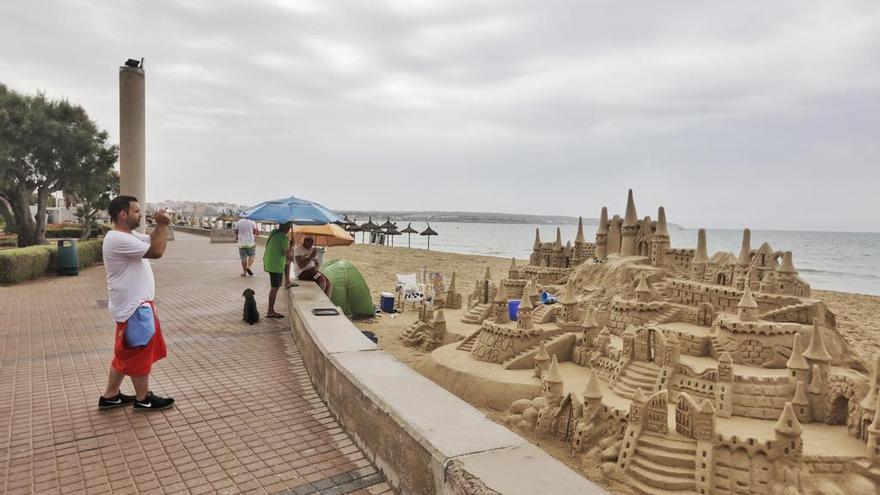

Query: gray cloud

[1,0,878,231]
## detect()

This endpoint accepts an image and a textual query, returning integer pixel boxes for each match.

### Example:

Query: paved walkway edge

[286,284,608,495]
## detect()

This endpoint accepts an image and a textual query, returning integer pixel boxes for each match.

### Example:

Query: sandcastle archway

[634,327,656,362]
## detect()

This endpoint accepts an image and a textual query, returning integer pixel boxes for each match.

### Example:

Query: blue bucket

[380,292,396,313]
[507,299,520,321]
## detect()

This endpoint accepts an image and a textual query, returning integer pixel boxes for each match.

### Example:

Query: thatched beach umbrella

[420,223,438,251]
[401,223,418,248]
[359,216,379,244]
[378,217,396,246]
[384,224,401,246]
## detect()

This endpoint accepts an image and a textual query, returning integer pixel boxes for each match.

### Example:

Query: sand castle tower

[774,402,804,458]
[492,282,509,323]
[620,189,639,257]
[598,327,611,356]
[734,228,752,289]
[530,229,542,266]
[650,206,670,266]
[804,319,832,420]
[424,309,447,351]
[608,215,622,254]
[507,258,518,279]
[621,325,637,361]
[534,341,550,378]
[527,279,540,307]
[635,273,654,302]
[690,229,709,281]
[573,216,590,263]
[581,310,599,348]
[445,272,462,309]
[786,333,811,384]
[716,352,734,417]
[542,355,564,406]
[516,282,534,330]
[550,228,564,267]
[595,207,608,259]
[736,284,759,322]
[559,279,579,324]
[792,381,812,423]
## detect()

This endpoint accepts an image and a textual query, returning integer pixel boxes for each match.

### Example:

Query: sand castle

[404,190,878,494]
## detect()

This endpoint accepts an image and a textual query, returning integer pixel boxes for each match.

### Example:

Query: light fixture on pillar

[124,58,144,69]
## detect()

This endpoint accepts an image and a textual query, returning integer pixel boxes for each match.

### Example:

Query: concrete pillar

[119,64,146,232]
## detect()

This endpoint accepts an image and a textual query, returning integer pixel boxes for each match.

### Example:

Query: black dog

[242,288,259,325]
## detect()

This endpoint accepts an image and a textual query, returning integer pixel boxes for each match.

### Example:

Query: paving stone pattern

[0,232,392,494]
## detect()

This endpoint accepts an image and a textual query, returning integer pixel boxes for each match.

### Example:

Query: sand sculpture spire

[780,251,797,273]
[737,284,759,322]
[546,355,563,384]
[803,318,832,362]
[737,228,752,267]
[595,207,609,258]
[620,189,638,256]
[533,341,550,378]
[448,272,456,292]
[655,207,669,237]
[575,216,586,244]
[693,229,708,264]
[792,381,809,406]
[623,189,638,227]
[581,309,598,329]
[533,228,542,250]
[774,402,803,436]
[554,227,563,251]
[786,333,809,370]
[484,266,491,281]
[583,370,603,400]
[519,283,534,310]
[635,273,653,302]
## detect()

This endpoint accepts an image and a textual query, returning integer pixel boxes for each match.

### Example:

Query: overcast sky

[2,1,879,231]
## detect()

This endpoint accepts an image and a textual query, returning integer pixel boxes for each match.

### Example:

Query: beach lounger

[396,273,424,310]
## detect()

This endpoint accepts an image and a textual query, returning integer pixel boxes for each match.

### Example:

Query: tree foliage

[0,83,118,246]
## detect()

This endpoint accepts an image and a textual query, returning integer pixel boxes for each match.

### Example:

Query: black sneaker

[246,268,254,276]
[132,392,175,411]
[98,392,136,410]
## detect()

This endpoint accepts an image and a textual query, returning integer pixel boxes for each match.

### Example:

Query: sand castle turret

[804,318,832,365]
[517,282,534,330]
[607,215,622,254]
[580,310,599,348]
[737,228,752,267]
[650,206,670,266]
[553,227,562,251]
[635,273,654,302]
[620,189,639,256]
[530,229,542,265]
[598,327,611,356]
[583,369,603,402]
[595,207,608,258]
[780,251,797,274]
[736,284,759,322]
[508,257,518,279]
[492,282,509,323]
[544,355,564,402]
[445,272,462,309]
[860,355,880,412]
[575,216,586,244]
[559,279,579,323]
[791,381,812,423]
[534,340,550,378]
[690,228,709,280]
[483,266,491,281]
[786,333,810,384]
[774,403,804,458]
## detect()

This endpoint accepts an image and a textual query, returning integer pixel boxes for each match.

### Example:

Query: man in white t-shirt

[294,236,333,296]
[97,195,175,412]
[234,218,259,276]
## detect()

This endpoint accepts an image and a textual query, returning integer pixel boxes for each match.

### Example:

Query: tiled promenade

[0,232,392,495]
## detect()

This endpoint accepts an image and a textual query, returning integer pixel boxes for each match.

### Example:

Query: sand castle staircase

[501,330,570,369]
[647,306,681,325]
[627,431,698,495]
[461,303,490,325]
[531,304,557,324]
[456,332,480,352]
[609,361,662,399]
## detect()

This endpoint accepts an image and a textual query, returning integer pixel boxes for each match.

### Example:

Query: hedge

[0,239,103,284]
[45,224,111,239]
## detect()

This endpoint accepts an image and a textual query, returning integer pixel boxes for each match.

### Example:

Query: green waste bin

[57,239,79,276]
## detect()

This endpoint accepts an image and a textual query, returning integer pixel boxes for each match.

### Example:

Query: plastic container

[507,299,520,321]
[380,292,396,313]
[56,239,79,276]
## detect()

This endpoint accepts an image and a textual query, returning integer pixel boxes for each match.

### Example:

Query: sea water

[390,222,880,296]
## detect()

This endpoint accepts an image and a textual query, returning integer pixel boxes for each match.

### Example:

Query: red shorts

[111,301,167,377]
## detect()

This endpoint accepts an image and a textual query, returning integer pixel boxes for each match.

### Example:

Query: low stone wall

[286,284,606,495]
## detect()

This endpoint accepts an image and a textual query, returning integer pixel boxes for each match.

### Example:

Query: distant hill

[340,210,588,225]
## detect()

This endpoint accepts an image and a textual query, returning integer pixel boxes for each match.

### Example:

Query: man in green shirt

[263,222,292,318]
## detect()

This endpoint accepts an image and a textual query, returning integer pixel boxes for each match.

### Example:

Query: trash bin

[57,239,79,276]
[507,299,520,321]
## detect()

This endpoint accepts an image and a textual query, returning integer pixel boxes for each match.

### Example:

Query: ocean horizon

[370,221,880,296]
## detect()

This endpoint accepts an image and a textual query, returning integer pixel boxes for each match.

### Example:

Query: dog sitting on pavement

[242,288,259,325]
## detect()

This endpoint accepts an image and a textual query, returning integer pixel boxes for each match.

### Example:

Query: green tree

[70,169,119,240]
[0,84,118,246]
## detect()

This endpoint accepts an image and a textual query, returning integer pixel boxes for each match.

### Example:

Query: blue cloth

[243,196,342,225]
[125,304,156,347]
[540,291,557,305]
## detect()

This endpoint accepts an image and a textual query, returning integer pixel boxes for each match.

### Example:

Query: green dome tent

[321,259,374,317]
